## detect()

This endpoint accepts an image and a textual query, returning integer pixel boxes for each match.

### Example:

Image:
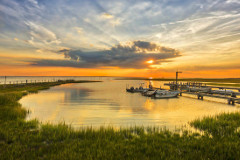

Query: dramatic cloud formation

[32,41,180,69]
[0,0,240,77]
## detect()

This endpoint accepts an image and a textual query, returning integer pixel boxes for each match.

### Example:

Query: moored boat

[142,90,156,97]
[126,86,149,93]
[126,83,154,93]
[153,90,180,99]
[211,89,234,95]
[186,87,211,93]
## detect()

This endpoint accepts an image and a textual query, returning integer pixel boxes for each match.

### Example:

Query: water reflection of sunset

[20,81,240,130]
[144,99,154,111]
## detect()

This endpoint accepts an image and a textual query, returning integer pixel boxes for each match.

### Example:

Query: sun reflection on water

[20,80,240,130]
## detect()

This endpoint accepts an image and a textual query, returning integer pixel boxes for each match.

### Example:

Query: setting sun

[146,60,154,64]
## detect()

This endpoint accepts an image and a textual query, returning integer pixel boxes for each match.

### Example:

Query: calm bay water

[19,79,240,130]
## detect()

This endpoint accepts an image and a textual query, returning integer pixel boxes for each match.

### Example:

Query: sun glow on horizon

[146,60,154,64]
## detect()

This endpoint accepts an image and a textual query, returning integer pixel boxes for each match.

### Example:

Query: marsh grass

[190,112,240,137]
[1,80,240,159]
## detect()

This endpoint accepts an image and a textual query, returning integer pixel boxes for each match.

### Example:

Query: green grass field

[1,80,240,159]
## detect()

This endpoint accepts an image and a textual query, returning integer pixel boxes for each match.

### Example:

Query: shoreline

[1,80,240,159]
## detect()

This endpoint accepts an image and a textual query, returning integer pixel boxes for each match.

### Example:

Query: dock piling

[197,94,203,100]
[228,98,235,105]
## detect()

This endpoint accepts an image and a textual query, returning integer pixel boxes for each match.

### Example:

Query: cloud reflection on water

[20,80,240,129]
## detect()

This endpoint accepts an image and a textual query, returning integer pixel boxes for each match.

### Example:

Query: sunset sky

[0,0,240,78]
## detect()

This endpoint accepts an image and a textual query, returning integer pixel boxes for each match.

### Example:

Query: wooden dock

[181,92,240,105]
[165,81,240,105]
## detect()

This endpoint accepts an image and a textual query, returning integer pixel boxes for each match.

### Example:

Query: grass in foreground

[1,81,240,159]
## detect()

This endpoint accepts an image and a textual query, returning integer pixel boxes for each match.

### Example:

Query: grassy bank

[1,81,240,159]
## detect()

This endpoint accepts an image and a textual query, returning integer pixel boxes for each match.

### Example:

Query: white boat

[187,87,211,93]
[211,89,234,95]
[153,90,180,99]
[142,90,156,97]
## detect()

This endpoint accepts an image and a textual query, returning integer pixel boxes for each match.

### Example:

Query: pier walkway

[181,92,240,105]
[164,81,240,105]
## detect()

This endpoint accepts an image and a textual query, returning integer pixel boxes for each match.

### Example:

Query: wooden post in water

[4,76,6,87]
[175,71,182,90]
[228,98,235,105]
